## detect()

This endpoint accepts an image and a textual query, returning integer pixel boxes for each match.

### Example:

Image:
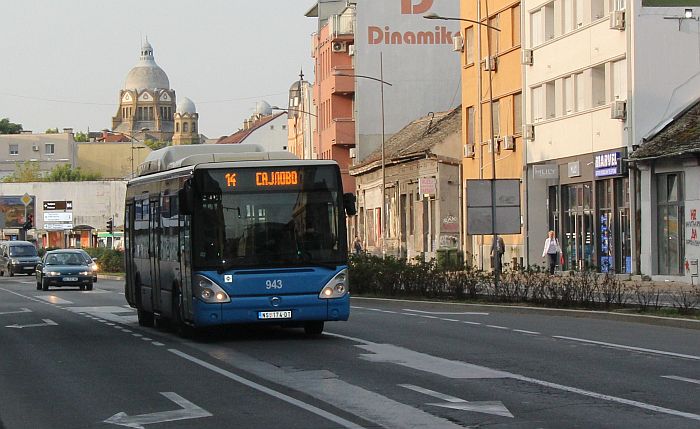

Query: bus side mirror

[343,193,357,216]
[178,181,192,215]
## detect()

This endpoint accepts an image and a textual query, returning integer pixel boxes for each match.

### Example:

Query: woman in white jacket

[542,230,562,274]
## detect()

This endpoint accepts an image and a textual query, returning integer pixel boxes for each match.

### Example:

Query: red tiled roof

[97,134,131,142]
[216,113,284,145]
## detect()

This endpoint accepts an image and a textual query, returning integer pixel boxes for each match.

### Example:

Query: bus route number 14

[266,279,283,289]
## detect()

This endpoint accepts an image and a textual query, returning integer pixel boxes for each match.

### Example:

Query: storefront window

[562,183,595,270]
[657,173,684,275]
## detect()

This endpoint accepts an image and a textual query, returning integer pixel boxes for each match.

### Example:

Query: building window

[656,173,684,275]
[513,93,522,134]
[183,122,189,133]
[192,122,196,133]
[465,26,474,65]
[45,143,54,155]
[466,106,475,146]
[545,82,555,119]
[512,5,521,46]
[563,75,574,115]
[531,9,543,47]
[491,99,501,137]
[176,122,180,132]
[9,144,18,155]
[575,0,585,28]
[611,58,627,101]
[488,15,499,56]
[574,72,586,112]
[532,85,544,122]
[592,64,606,107]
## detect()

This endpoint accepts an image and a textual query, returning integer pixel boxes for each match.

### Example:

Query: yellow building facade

[460,0,524,269]
[76,142,151,179]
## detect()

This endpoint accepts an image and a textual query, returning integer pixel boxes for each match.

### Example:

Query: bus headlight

[319,269,348,299]
[193,275,230,304]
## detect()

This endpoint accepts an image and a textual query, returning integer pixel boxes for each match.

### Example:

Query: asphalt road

[0,275,698,429]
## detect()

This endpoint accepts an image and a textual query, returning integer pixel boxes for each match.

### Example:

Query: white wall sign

[43,212,73,222]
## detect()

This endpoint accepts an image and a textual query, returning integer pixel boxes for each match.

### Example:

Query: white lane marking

[420,315,438,319]
[400,384,514,418]
[327,332,700,422]
[169,349,366,429]
[487,325,509,330]
[34,295,73,305]
[0,288,43,302]
[512,374,700,422]
[463,321,481,325]
[553,336,700,361]
[662,376,700,385]
[513,329,540,335]
[401,313,420,317]
[104,392,212,428]
[441,318,460,322]
[132,333,143,337]
[152,342,165,347]
[403,309,490,316]
[0,308,32,315]
[6,319,57,329]
[141,337,153,341]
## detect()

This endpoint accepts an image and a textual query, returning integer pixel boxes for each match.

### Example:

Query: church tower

[172,97,199,145]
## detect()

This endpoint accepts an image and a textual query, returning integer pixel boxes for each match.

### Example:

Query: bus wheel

[304,321,324,336]
[137,309,154,327]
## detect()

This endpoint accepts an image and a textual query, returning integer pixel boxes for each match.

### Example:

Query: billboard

[354,0,461,160]
[0,196,35,228]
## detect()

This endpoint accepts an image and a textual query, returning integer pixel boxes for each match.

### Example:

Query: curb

[352,296,700,330]
[99,275,124,281]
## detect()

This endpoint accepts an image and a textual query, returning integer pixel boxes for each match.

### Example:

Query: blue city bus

[124,144,355,335]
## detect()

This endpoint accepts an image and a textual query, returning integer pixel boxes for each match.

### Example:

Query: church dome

[255,100,272,116]
[176,97,197,114]
[123,40,170,90]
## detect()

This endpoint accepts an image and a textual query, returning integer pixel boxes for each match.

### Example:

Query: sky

[0,0,318,139]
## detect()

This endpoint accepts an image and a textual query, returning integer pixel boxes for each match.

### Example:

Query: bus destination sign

[215,169,302,191]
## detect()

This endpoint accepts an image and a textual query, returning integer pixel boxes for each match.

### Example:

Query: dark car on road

[0,240,41,276]
[36,249,94,291]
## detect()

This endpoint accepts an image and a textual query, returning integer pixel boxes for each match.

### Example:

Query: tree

[0,118,23,134]
[144,139,168,151]
[45,127,59,134]
[74,132,88,142]
[2,161,42,182]
[45,164,102,181]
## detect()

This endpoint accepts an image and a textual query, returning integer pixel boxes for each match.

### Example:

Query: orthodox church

[112,40,199,145]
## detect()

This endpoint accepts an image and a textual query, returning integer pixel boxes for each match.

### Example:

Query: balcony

[330,68,355,95]
[331,13,355,40]
[331,118,355,146]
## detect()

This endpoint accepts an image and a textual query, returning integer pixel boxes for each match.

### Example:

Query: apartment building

[461,0,525,269]
[523,0,700,276]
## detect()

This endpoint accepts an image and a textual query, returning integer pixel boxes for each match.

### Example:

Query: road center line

[487,325,509,330]
[403,309,490,316]
[513,329,540,335]
[169,349,365,429]
[662,375,700,385]
[553,336,700,361]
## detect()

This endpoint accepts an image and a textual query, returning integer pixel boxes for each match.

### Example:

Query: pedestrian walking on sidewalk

[542,230,562,274]
[353,236,363,255]
[491,235,505,275]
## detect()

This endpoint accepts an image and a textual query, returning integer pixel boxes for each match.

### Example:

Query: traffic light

[106,217,113,234]
[23,214,33,230]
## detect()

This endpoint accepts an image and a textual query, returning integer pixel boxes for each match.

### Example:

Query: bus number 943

[266,280,283,289]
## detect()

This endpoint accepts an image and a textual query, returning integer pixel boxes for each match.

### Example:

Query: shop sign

[568,161,580,178]
[594,151,622,177]
[419,177,437,196]
[533,164,559,180]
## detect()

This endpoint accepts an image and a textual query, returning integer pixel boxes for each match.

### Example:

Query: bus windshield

[191,166,346,270]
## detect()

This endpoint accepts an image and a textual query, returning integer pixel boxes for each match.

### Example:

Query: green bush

[82,248,124,273]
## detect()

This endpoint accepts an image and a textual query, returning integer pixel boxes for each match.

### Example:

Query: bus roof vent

[137,144,297,176]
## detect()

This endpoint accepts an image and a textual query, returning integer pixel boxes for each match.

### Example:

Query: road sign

[43,200,72,211]
[43,212,73,222]
[21,193,32,206]
[466,179,521,235]
[44,223,73,231]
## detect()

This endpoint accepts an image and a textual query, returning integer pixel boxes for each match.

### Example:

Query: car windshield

[46,253,84,266]
[9,245,37,257]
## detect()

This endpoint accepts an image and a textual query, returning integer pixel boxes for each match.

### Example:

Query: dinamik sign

[354,0,460,160]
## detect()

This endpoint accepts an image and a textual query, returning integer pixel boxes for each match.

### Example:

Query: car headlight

[193,274,230,303]
[90,263,98,272]
[10,259,19,264]
[319,269,349,299]
[79,271,90,275]
[46,271,61,276]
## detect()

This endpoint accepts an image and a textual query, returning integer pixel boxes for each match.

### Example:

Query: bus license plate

[258,310,292,320]
[63,277,78,282]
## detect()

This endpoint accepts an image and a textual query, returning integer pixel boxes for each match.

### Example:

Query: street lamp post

[334,55,393,258]
[424,11,502,284]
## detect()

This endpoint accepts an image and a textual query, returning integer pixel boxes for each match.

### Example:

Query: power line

[0,91,289,106]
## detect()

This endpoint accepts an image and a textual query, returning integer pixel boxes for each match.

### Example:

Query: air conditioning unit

[522,49,533,66]
[610,10,625,30]
[32,144,39,151]
[611,100,627,119]
[502,135,515,151]
[463,143,475,158]
[349,147,357,158]
[348,45,355,56]
[332,41,347,53]
[486,138,500,154]
[483,56,497,71]
[453,34,464,52]
[523,124,535,140]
